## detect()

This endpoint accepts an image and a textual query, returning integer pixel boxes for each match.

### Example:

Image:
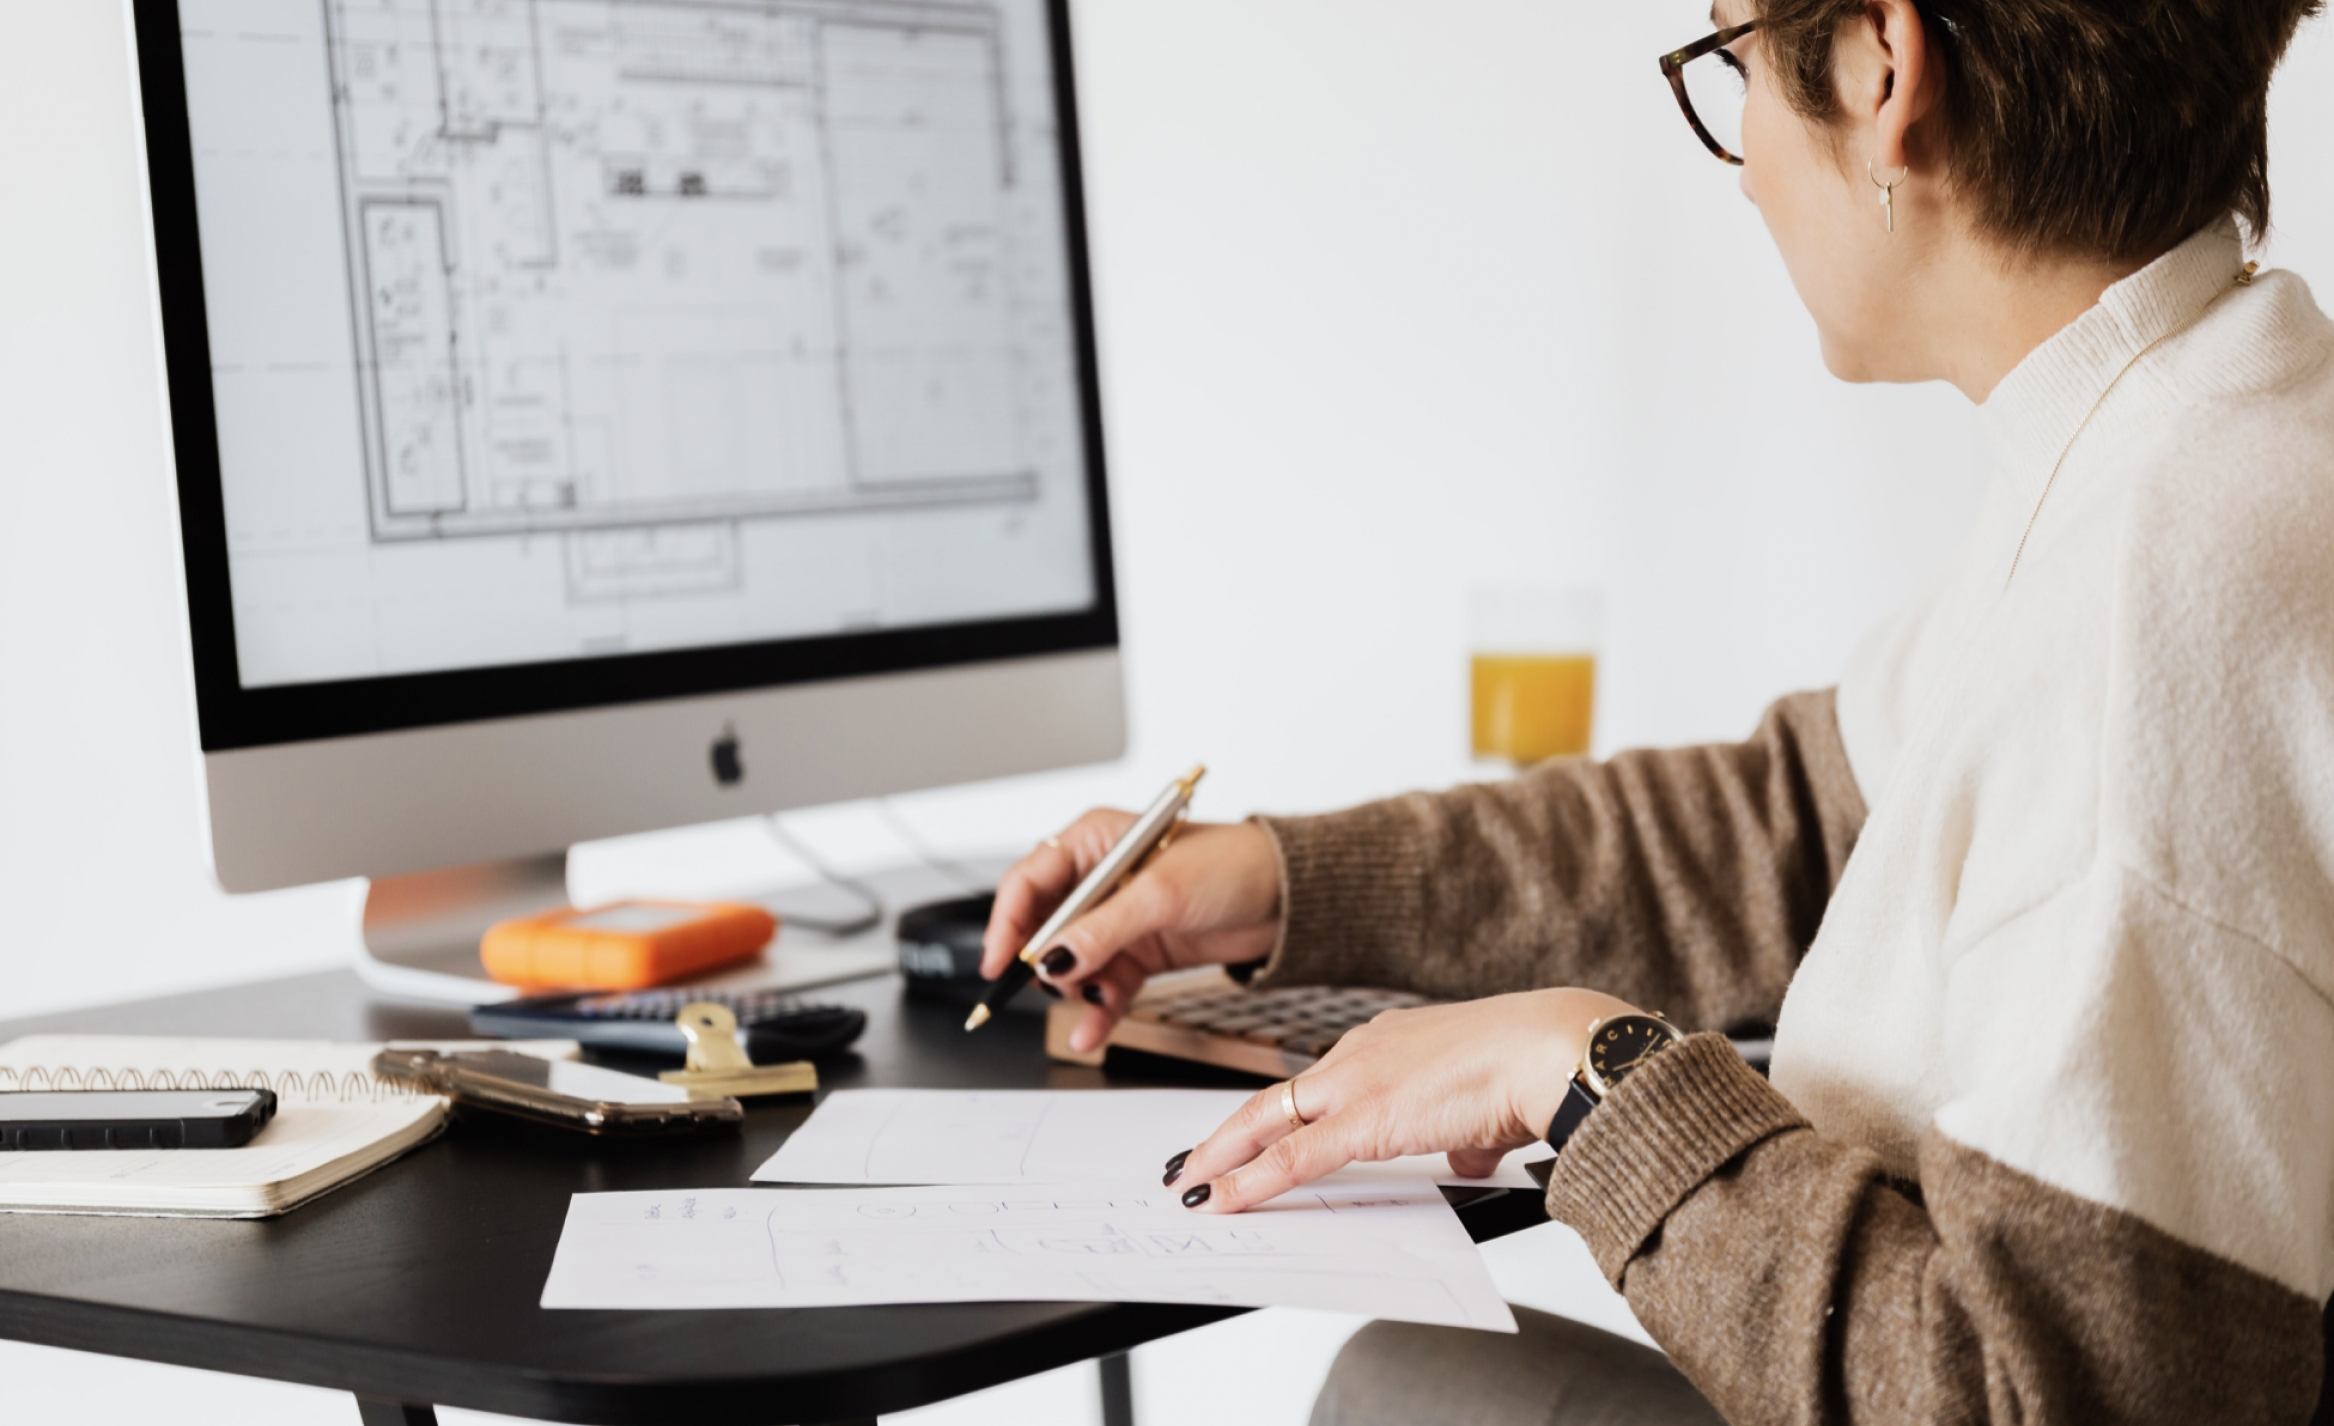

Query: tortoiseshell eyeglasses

[1661,22,1758,166]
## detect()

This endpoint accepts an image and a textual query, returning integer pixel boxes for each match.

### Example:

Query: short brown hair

[1758,0,2324,260]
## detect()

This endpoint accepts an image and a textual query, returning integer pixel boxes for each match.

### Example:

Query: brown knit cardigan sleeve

[1250,688,1866,1033]
[1545,1036,2324,1423]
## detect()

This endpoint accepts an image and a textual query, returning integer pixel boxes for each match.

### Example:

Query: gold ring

[1280,1080,1307,1131]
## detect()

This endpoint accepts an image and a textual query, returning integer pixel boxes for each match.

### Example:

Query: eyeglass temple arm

[1660,20,1759,76]
[1660,22,1757,167]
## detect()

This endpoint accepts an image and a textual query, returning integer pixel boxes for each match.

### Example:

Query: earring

[1868,161,1910,234]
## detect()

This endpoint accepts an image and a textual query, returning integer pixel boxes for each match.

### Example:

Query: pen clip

[1137,810,1188,868]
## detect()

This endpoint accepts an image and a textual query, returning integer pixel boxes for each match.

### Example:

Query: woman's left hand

[1167,987,1644,1213]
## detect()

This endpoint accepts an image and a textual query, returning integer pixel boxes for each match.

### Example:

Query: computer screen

[147,0,1114,747]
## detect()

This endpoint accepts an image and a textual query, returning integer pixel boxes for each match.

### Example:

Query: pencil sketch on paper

[540,1180,1520,1332]
[752,1088,1555,1190]
[766,1197,1288,1282]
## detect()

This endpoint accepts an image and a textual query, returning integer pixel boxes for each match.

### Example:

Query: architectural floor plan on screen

[182,0,1092,686]
[187,0,1096,683]
[332,0,1045,541]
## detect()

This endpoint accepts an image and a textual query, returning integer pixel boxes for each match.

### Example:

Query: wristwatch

[1545,1012,1684,1153]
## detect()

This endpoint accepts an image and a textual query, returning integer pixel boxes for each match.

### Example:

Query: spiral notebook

[0,1035,543,1219]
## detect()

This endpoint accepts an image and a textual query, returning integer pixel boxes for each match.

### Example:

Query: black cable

[759,816,885,938]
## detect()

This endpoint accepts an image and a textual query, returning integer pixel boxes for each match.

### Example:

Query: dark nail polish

[1037,979,1063,999]
[1039,946,1077,977]
[1181,1183,1212,1208]
[1081,983,1106,1006]
[1163,1149,1190,1187]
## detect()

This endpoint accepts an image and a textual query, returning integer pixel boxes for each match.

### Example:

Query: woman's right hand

[980,812,1284,1054]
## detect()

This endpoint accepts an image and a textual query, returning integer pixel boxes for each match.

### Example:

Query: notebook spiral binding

[0,1064,427,1103]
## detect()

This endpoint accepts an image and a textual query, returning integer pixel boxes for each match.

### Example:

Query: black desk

[0,969,1546,1425]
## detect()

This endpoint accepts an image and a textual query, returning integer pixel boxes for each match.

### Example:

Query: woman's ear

[1837,0,1941,174]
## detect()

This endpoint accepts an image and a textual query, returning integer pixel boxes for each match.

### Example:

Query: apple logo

[710,724,745,787]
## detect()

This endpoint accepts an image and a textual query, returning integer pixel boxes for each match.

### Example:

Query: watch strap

[1545,1076,1601,1154]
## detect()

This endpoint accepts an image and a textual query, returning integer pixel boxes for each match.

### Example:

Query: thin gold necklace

[2003,260,2258,589]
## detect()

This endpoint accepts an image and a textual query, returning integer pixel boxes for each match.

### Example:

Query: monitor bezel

[133,0,1121,754]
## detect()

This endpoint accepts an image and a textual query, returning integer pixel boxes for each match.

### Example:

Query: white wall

[2,2,2330,1423]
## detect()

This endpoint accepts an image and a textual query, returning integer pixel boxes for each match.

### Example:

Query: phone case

[0,1088,278,1151]
[370,1049,744,1136]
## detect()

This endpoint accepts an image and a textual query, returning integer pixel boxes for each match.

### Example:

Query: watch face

[1583,1015,1679,1095]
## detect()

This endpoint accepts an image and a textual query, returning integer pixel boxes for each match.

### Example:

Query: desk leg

[1098,1351,1135,1426]
[354,1397,439,1426]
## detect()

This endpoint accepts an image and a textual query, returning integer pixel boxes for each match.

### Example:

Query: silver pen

[964,764,1206,1031]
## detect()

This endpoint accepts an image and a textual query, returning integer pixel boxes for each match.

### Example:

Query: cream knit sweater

[1254,215,2334,1419]
[1783,217,2334,1300]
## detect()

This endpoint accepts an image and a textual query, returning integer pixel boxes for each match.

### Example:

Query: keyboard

[471,988,868,1063]
[1047,969,1775,1079]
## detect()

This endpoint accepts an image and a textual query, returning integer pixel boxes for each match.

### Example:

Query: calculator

[1047,972,1437,1078]
[470,989,867,1063]
[1048,969,1776,1079]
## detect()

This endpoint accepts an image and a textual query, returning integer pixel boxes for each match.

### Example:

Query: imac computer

[131,0,1124,1001]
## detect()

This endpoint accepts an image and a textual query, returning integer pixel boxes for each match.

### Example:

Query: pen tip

[964,1004,992,1032]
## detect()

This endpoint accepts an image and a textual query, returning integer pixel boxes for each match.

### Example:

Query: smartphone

[0,1088,278,1150]
[371,1049,744,1136]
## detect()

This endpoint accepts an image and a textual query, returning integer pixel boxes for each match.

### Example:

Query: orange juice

[1471,654,1596,764]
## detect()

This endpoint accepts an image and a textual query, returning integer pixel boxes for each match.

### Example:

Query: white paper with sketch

[751,1089,1553,1190]
[540,1178,1518,1331]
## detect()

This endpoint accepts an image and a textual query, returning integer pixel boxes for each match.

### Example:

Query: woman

[983,0,2334,1420]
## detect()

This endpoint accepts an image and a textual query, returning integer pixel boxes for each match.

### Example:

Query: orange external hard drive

[480,901,778,991]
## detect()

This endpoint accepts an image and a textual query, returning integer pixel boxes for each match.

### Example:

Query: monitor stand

[355,854,570,1005]
[351,854,958,1005]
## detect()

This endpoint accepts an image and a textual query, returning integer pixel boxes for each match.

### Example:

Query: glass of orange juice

[1470,586,1601,767]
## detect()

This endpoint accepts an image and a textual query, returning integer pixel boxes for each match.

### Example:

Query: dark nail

[1037,979,1063,999]
[1039,946,1077,977]
[1081,983,1106,1006]
[1163,1149,1190,1187]
[1181,1183,1212,1208]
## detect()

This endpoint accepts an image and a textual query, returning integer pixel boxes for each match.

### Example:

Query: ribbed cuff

[1249,807,1426,989]
[1544,1033,1807,1285]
